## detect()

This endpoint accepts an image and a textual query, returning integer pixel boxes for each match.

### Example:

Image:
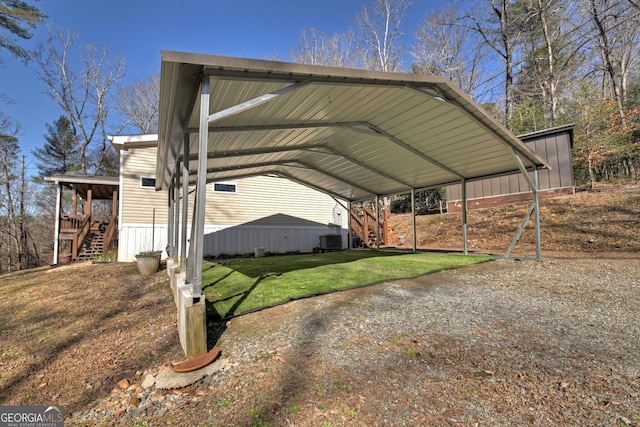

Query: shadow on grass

[206,249,406,278]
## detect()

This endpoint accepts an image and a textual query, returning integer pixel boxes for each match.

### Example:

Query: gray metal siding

[446,127,574,203]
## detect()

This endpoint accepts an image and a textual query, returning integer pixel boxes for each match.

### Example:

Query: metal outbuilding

[155,51,550,356]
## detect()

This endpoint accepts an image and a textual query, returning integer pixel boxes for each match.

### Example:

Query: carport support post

[347,201,352,248]
[168,181,175,259]
[411,188,417,252]
[177,79,208,357]
[375,196,380,248]
[173,170,180,262]
[462,179,468,255]
[180,135,189,268]
[534,169,541,260]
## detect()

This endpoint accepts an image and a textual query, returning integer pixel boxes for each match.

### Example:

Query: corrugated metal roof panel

[158,51,550,200]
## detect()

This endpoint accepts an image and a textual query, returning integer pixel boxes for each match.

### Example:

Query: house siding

[118,144,347,261]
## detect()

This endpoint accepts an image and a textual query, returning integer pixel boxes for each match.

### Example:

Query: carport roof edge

[157,50,550,200]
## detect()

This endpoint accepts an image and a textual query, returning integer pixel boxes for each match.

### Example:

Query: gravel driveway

[72,256,640,426]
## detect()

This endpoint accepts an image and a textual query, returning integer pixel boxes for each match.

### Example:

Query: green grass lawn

[202,250,491,318]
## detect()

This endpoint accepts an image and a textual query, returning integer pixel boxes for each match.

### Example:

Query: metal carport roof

[157,51,549,200]
[157,51,550,356]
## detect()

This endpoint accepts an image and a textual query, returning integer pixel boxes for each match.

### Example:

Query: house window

[212,182,237,194]
[140,177,156,188]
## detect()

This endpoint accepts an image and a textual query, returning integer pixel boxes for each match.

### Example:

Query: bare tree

[515,0,585,127]
[584,0,639,123]
[33,28,127,175]
[290,27,362,68]
[461,0,534,123]
[0,113,20,271]
[412,3,489,100]
[355,0,412,71]
[116,71,159,134]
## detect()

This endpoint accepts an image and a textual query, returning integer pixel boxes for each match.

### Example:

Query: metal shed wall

[446,125,574,212]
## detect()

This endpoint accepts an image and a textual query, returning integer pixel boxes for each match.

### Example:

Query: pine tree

[32,115,80,181]
[0,0,47,62]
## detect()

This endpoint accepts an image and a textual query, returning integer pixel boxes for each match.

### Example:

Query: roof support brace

[505,149,543,260]
[207,81,309,124]
[366,123,464,179]
[505,168,542,260]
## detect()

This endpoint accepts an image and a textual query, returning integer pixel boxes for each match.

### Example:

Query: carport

[156,51,549,356]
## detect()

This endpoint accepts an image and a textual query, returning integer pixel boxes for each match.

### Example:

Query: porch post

[411,188,417,253]
[462,179,468,255]
[53,183,61,264]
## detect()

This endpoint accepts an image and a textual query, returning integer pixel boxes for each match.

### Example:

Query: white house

[111,134,348,262]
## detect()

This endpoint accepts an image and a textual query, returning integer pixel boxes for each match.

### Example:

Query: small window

[212,182,237,194]
[140,177,156,188]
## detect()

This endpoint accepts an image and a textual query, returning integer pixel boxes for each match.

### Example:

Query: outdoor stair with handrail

[349,207,389,247]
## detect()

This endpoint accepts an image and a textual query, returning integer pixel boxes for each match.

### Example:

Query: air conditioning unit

[319,234,342,251]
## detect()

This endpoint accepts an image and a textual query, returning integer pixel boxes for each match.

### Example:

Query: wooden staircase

[350,207,389,248]
[78,227,105,260]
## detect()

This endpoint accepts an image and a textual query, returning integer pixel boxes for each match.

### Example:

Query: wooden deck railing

[59,214,90,260]
[350,207,389,247]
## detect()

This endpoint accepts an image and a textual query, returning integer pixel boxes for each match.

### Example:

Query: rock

[142,374,156,389]
[129,397,141,406]
[117,379,130,390]
[154,358,228,390]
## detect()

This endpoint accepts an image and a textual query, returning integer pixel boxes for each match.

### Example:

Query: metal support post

[180,134,189,269]
[186,77,209,297]
[533,169,542,260]
[375,196,380,248]
[168,181,174,259]
[411,189,417,252]
[462,179,468,255]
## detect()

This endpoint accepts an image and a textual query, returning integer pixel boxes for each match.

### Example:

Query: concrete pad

[154,358,230,390]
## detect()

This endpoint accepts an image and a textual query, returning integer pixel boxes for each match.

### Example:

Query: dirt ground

[0,184,638,426]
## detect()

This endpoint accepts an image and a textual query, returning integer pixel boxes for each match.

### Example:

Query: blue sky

[0,0,440,168]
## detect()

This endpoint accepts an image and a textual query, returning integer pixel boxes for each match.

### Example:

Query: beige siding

[121,146,345,228]
[204,176,341,226]
[121,146,169,224]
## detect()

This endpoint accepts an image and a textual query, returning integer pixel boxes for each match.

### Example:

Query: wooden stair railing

[349,207,389,247]
[103,213,118,252]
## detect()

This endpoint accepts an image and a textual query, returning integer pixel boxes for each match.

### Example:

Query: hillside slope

[387,184,640,257]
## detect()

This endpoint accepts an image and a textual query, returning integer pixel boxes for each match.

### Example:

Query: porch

[44,175,119,264]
